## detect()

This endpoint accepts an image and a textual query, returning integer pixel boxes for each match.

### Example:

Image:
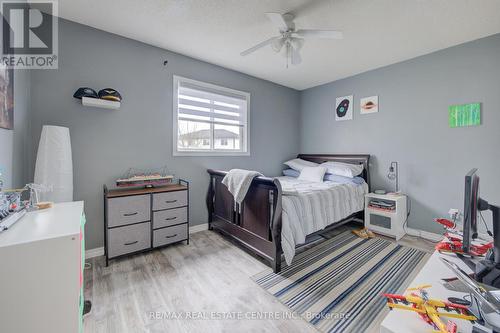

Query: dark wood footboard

[206,169,283,272]
[206,154,370,273]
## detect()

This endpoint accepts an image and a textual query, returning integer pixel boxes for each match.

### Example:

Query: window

[173,75,250,156]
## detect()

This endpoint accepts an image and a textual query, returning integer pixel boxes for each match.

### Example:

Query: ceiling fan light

[290,38,304,51]
[271,38,285,52]
[280,46,288,58]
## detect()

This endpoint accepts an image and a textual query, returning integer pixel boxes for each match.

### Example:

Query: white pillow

[320,161,364,178]
[298,166,327,182]
[284,158,318,171]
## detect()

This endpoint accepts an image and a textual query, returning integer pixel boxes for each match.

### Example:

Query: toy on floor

[352,227,375,239]
[383,284,477,333]
[433,218,493,256]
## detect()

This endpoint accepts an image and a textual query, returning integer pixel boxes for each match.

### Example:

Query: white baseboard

[84,223,209,259]
[406,227,443,242]
[85,247,104,259]
[189,223,208,234]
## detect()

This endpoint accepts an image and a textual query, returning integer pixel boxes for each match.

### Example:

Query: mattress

[276,176,368,265]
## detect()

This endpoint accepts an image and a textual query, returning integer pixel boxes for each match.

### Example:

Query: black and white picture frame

[335,95,353,121]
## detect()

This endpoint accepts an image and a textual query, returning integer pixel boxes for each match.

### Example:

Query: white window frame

[172,75,250,156]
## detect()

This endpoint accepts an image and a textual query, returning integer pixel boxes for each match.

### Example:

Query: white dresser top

[381,250,474,333]
[0,201,84,248]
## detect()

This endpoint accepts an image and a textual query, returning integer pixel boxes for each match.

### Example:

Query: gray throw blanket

[222,169,263,211]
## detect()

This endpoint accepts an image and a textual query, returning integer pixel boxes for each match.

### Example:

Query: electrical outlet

[448,208,460,220]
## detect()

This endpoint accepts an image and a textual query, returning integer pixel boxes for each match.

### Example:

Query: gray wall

[28,19,499,247]
[300,34,500,233]
[0,70,31,189]
[30,19,300,250]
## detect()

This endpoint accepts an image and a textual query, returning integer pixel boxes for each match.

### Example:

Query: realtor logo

[1,1,58,68]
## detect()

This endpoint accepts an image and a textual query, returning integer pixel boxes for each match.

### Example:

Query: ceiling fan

[240,12,343,67]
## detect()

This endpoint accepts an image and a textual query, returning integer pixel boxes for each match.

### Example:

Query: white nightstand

[365,193,407,241]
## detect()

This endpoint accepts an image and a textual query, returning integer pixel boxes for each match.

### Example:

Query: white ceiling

[57,0,500,90]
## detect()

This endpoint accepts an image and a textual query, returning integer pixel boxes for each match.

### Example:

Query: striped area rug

[252,231,430,333]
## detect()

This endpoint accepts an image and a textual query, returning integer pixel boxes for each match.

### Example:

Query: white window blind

[173,76,250,156]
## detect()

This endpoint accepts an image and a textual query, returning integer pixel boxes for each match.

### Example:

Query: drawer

[153,224,188,248]
[108,194,150,227]
[153,207,188,229]
[108,222,151,258]
[153,190,187,211]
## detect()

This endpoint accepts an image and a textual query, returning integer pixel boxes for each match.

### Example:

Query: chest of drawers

[103,180,189,265]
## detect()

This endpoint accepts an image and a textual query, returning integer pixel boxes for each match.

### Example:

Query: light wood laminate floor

[83,229,434,333]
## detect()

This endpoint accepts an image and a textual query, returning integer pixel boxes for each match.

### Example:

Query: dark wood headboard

[297,154,371,191]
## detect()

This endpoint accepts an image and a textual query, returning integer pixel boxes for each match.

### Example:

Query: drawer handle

[124,241,139,246]
[165,200,177,204]
[165,217,177,221]
[165,234,178,239]
[123,212,138,217]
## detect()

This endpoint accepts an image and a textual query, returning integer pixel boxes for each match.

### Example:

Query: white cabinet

[0,202,85,333]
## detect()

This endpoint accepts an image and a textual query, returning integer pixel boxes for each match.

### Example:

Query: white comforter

[277,177,368,265]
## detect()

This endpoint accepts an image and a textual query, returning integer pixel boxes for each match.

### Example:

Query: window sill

[173,150,250,157]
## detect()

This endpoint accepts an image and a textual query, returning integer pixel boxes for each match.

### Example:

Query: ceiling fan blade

[265,12,292,32]
[294,29,344,39]
[290,45,302,65]
[240,36,280,56]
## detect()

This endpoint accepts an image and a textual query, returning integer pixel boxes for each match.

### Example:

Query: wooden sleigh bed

[206,154,371,273]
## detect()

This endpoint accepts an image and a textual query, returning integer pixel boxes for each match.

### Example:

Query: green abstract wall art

[448,103,481,128]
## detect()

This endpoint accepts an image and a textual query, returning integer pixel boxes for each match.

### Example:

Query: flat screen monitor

[463,168,479,253]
